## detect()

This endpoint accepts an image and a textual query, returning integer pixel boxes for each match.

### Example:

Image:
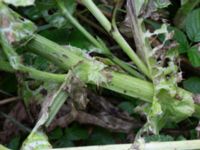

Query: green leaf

[183,77,200,94]
[26,0,76,28]
[87,128,115,145]
[55,138,74,148]
[173,28,189,54]
[145,134,174,142]
[40,28,71,44]
[7,136,21,150]
[118,102,134,114]
[154,0,171,9]
[185,9,200,42]
[48,127,63,140]
[64,124,89,141]
[187,46,200,67]
[3,0,35,7]
[67,29,92,49]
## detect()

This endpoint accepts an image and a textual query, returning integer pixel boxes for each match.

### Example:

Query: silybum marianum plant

[0,0,200,149]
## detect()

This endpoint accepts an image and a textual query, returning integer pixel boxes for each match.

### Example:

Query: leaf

[183,77,200,94]
[173,28,189,54]
[187,46,200,67]
[7,136,21,150]
[181,0,189,5]
[40,28,71,44]
[67,29,92,49]
[73,60,109,86]
[0,3,37,46]
[25,0,76,28]
[48,127,63,140]
[21,131,52,150]
[55,138,74,148]
[145,134,174,142]
[87,128,115,145]
[139,0,171,18]
[127,0,194,134]
[118,102,134,114]
[3,0,35,7]
[154,0,171,9]
[64,124,89,141]
[185,9,200,42]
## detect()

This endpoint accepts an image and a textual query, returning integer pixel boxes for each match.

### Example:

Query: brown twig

[0,96,19,105]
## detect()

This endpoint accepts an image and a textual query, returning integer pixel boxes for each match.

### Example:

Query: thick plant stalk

[25,35,200,118]
[174,0,200,28]
[27,35,153,102]
[49,140,200,150]
[56,0,144,79]
[80,0,150,78]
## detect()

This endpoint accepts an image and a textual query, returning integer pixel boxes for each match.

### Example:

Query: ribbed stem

[27,35,153,102]
[80,0,150,78]
[25,35,200,118]
[56,0,143,78]
[1,35,200,117]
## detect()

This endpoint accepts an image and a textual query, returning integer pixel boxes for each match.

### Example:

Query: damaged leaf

[0,3,37,46]
[3,0,35,7]
[21,131,52,150]
[126,0,194,134]
[73,60,109,86]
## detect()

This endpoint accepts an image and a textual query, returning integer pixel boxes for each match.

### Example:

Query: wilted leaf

[73,60,109,86]
[21,131,52,150]
[185,9,200,42]
[127,0,194,134]
[0,3,37,46]
[3,0,35,7]
[139,0,171,18]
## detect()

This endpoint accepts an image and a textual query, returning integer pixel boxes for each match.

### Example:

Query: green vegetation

[0,0,200,150]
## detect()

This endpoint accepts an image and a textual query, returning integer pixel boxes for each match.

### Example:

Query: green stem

[111,56,145,79]
[80,0,150,78]
[56,0,109,54]
[27,35,153,102]
[0,60,65,83]
[46,140,200,150]
[45,74,69,126]
[0,32,21,69]
[174,0,200,28]
[57,0,143,78]
[26,35,200,118]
